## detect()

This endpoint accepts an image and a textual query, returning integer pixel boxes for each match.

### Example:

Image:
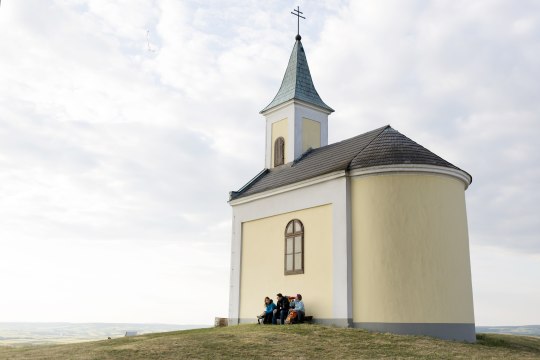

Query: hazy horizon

[1,322,539,346]
[0,322,212,346]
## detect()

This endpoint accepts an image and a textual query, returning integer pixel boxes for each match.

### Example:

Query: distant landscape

[0,322,210,346]
[476,325,540,337]
[0,322,537,346]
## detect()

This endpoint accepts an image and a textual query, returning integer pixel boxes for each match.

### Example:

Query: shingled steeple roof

[261,38,334,114]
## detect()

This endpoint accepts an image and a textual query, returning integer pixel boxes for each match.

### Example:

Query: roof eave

[260,98,334,116]
[229,168,269,201]
[348,164,472,189]
[229,170,347,205]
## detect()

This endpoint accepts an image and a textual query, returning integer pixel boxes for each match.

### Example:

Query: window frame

[274,137,285,167]
[284,219,304,275]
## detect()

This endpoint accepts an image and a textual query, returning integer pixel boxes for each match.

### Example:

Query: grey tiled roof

[230,126,471,200]
[260,40,334,114]
[349,127,461,170]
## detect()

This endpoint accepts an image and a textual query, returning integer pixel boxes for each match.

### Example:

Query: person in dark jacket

[272,293,290,325]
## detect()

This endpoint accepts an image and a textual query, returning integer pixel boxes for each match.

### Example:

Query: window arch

[274,137,285,167]
[284,219,304,275]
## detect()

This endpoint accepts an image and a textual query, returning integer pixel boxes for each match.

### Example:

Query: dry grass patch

[0,324,539,359]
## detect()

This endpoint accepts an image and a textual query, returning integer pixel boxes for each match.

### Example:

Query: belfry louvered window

[274,137,285,167]
[285,219,304,275]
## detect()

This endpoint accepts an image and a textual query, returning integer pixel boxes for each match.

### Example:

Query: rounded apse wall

[350,171,475,341]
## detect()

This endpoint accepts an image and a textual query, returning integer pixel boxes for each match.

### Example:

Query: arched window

[274,137,285,167]
[285,219,304,275]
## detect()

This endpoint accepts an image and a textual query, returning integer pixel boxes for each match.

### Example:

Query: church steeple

[260,38,334,114]
[261,33,334,169]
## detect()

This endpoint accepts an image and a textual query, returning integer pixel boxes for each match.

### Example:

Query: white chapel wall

[263,101,329,167]
[229,174,351,325]
[239,204,333,320]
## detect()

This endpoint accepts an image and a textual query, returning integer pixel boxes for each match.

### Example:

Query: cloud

[0,0,538,325]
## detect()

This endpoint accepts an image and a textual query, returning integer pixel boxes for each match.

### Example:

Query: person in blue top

[257,296,276,324]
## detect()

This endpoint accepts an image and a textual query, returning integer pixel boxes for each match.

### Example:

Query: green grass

[1,324,539,359]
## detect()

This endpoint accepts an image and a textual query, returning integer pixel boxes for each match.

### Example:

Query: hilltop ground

[1,324,540,359]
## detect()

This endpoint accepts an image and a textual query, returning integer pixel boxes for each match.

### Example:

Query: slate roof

[260,39,334,114]
[230,126,471,201]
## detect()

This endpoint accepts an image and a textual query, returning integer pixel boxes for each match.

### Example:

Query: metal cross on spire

[291,6,306,40]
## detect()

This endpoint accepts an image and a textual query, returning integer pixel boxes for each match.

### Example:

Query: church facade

[228,35,475,342]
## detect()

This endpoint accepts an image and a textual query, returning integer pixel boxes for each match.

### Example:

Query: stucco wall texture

[302,117,321,152]
[239,204,333,320]
[351,173,475,324]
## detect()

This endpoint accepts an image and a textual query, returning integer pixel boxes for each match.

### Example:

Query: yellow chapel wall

[271,118,288,166]
[239,204,333,321]
[350,173,474,324]
[302,118,321,153]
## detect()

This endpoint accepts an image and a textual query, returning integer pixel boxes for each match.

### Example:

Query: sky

[0,0,538,326]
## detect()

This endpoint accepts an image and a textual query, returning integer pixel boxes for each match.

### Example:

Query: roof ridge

[314,125,390,151]
[281,125,389,166]
[346,125,391,169]
[292,147,314,166]
[274,125,390,169]
[348,127,472,183]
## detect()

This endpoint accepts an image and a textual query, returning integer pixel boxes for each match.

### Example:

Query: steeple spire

[291,6,305,39]
[261,13,334,168]
[260,39,334,114]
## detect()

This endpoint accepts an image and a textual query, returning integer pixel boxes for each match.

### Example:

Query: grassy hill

[1,324,540,359]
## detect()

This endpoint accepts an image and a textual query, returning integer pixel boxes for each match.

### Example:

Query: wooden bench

[257,315,313,324]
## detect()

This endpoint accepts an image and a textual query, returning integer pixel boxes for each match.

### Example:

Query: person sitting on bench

[291,294,305,323]
[273,293,290,325]
[257,296,276,324]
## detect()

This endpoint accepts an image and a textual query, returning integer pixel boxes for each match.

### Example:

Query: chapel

[228,31,475,342]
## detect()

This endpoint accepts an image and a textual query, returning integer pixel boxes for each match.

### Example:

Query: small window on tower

[274,137,285,167]
[284,219,304,275]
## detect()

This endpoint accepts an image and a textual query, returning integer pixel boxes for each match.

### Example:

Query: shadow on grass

[476,333,540,354]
